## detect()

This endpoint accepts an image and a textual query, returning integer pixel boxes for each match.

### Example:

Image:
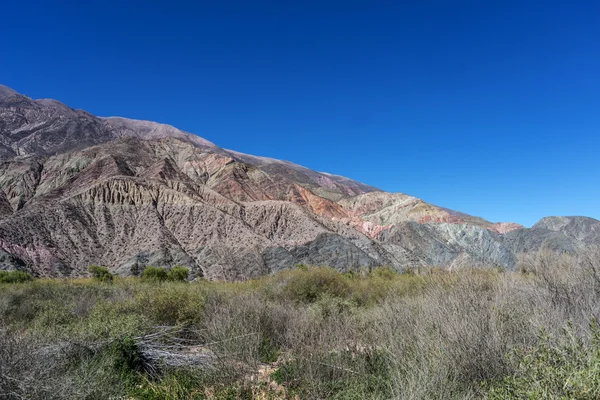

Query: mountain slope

[0,84,596,278]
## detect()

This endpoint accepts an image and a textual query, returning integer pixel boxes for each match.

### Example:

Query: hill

[0,84,597,277]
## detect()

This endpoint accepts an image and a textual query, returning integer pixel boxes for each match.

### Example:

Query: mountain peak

[533,216,599,229]
[0,84,18,100]
[102,116,219,150]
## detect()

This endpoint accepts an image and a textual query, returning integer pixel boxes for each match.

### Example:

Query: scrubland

[2,249,600,399]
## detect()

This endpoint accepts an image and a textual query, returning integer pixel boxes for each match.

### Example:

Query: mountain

[0,84,596,278]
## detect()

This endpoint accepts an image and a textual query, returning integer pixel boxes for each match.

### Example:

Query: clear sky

[1,1,598,227]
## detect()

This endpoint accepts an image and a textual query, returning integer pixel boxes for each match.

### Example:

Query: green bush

[127,370,205,400]
[141,266,168,282]
[128,370,258,400]
[112,336,145,375]
[0,270,33,283]
[79,300,148,340]
[280,266,351,303]
[88,265,113,282]
[167,266,190,282]
[133,284,205,326]
[371,266,399,279]
[259,335,280,363]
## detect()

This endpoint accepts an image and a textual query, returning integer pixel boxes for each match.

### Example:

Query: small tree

[167,266,190,282]
[141,266,168,282]
[88,265,113,282]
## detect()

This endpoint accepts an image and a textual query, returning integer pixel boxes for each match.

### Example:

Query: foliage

[127,370,206,400]
[271,347,392,399]
[88,265,113,282]
[486,322,600,399]
[128,370,261,400]
[259,335,280,364]
[112,335,145,375]
[133,283,205,326]
[371,265,399,279]
[0,270,32,283]
[274,266,351,303]
[167,266,190,282]
[142,266,168,282]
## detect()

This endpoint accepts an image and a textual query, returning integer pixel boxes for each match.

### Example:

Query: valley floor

[2,250,600,399]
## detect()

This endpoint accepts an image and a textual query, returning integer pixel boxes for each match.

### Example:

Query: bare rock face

[338,192,522,231]
[532,216,600,244]
[0,83,596,278]
[103,117,220,151]
[0,85,18,102]
[489,222,524,234]
[0,93,109,159]
[0,190,14,217]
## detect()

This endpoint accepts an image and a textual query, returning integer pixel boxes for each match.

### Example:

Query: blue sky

[1,1,598,227]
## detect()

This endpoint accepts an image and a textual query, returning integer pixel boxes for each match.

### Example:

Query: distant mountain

[0,84,596,278]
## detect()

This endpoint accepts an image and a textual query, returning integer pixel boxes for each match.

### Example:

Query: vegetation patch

[88,265,113,282]
[2,251,600,399]
[486,323,600,399]
[142,266,168,282]
[168,266,190,282]
[0,270,32,283]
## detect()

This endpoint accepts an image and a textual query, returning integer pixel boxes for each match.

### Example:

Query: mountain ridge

[0,84,596,278]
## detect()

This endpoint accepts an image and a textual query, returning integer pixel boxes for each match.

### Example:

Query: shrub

[128,370,258,400]
[80,300,148,340]
[112,336,145,375]
[1,250,600,399]
[127,370,204,400]
[88,265,113,282]
[0,270,32,283]
[271,347,392,399]
[280,266,351,303]
[134,284,205,326]
[141,266,168,282]
[372,266,399,279]
[259,335,280,363]
[486,323,600,399]
[0,326,126,399]
[295,263,309,271]
[167,266,190,282]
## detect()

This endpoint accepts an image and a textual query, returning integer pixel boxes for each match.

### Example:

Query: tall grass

[1,249,600,399]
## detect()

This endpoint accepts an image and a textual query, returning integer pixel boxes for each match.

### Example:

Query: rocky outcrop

[376,222,517,269]
[532,216,600,244]
[489,222,524,234]
[338,191,514,230]
[0,190,13,218]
